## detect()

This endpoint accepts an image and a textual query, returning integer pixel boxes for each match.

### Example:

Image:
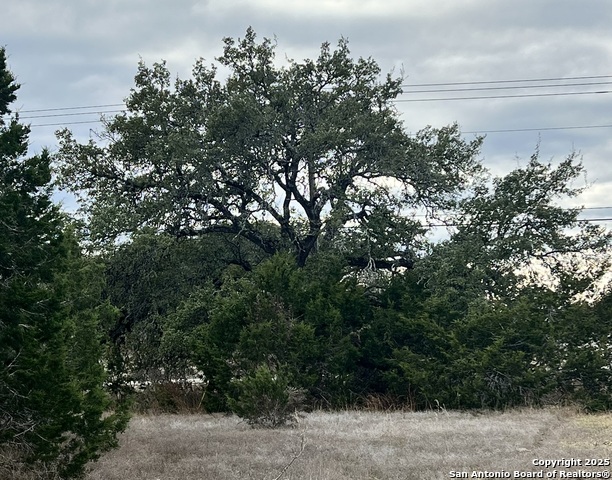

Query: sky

[2,0,612,225]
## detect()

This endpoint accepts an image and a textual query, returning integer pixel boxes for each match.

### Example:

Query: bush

[228,364,305,428]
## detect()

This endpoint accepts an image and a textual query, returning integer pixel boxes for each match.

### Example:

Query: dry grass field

[85,408,612,480]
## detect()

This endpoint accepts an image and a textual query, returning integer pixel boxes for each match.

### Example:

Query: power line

[16,103,126,114]
[9,80,612,126]
[403,81,612,94]
[401,75,612,88]
[395,90,611,102]
[463,124,612,134]
[31,120,103,127]
[418,206,612,216]
[20,110,126,120]
[15,88,612,119]
[11,75,612,118]
[11,73,610,128]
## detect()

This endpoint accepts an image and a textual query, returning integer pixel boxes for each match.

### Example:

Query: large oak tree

[56,28,483,267]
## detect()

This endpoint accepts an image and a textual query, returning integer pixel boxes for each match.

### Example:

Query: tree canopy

[56,27,483,267]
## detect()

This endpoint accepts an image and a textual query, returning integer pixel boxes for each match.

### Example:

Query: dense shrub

[227,364,305,428]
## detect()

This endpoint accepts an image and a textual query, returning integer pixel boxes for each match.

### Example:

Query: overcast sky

[3,0,612,222]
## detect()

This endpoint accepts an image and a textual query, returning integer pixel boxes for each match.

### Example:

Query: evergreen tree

[0,47,127,479]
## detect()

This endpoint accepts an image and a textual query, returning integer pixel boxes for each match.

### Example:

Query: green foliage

[162,253,374,410]
[0,48,127,478]
[422,151,611,302]
[100,230,268,389]
[49,31,612,416]
[180,254,320,410]
[56,28,483,268]
[145,246,612,414]
[550,294,612,411]
[381,280,612,411]
[448,297,553,408]
[227,363,305,428]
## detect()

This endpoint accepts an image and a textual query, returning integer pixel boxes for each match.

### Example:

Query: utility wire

[13,88,612,120]
[414,206,612,217]
[395,90,611,102]
[8,75,612,119]
[463,124,612,134]
[32,120,103,127]
[415,207,612,219]
[13,81,612,119]
[20,110,126,120]
[402,81,612,94]
[15,103,126,114]
[8,71,611,127]
[401,74,612,88]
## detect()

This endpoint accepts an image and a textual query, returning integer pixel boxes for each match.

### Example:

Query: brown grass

[85,408,612,479]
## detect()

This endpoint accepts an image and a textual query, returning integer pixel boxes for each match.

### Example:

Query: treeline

[51,28,612,418]
[102,235,612,416]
